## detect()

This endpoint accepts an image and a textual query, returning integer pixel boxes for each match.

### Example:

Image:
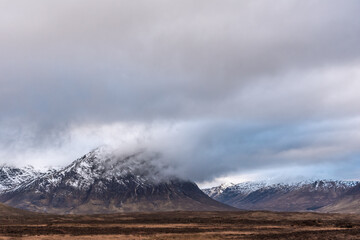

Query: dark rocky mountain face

[203,180,359,212]
[320,184,360,214]
[0,147,234,214]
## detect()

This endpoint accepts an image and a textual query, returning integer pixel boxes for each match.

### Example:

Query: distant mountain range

[0,147,233,214]
[2,147,360,214]
[202,180,360,213]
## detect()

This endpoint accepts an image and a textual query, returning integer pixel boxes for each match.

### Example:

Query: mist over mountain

[3,146,360,214]
[0,147,234,214]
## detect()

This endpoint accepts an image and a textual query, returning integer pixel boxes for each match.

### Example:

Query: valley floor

[1,211,360,239]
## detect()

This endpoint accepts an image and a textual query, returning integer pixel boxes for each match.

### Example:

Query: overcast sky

[1,0,360,187]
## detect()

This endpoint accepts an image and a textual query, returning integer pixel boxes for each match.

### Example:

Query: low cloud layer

[1,0,360,184]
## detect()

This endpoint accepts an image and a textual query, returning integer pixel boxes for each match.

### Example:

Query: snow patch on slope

[6,146,177,194]
[0,165,42,192]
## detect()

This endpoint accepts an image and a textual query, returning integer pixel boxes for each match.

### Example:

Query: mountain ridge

[0,147,235,214]
[0,165,43,193]
[203,180,360,212]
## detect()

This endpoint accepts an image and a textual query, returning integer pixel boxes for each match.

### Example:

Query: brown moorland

[1,204,360,240]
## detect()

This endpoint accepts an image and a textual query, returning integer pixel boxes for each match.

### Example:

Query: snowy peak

[0,165,42,193]
[26,148,171,193]
[202,183,234,198]
[66,148,169,185]
[203,180,359,198]
[251,180,359,193]
[202,181,267,199]
[227,181,268,194]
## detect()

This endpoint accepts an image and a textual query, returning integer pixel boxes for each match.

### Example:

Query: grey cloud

[1,0,360,123]
[0,0,360,182]
[160,118,360,181]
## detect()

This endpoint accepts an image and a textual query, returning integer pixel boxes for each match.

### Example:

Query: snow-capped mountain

[2,147,360,214]
[203,180,359,212]
[0,165,42,193]
[202,183,235,199]
[0,147,234,214]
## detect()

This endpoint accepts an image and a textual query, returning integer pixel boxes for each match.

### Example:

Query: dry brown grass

[1,211,360,239]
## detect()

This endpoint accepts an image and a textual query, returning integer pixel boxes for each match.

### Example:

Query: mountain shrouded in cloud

[1,0,360,185]
[0,147,234,214]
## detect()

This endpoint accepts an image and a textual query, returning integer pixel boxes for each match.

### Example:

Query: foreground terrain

[1,210,360,239]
